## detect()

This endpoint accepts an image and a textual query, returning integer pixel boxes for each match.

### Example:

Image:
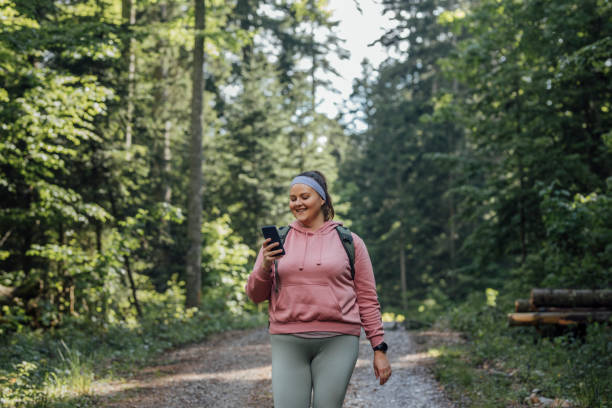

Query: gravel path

[345,324,454,408]
[96,325,454,407]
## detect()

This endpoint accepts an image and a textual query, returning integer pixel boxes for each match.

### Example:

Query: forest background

[0,0,610,406]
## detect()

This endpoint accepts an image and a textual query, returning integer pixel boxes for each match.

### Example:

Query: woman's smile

[293,206,311,218]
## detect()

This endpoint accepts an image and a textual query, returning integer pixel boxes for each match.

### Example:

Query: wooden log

[515,299,532,312]
[533,306,612,313]
[508,311,612,327]
[530,288,612,308]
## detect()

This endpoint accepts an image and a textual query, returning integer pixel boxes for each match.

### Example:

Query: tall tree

[186,0,206,308]
[0,0,123,326]
[339,0,465,309]
[122,0,137,152]
[441,0,611,288]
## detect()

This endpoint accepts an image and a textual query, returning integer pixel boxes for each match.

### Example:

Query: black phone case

[261,225,286,255]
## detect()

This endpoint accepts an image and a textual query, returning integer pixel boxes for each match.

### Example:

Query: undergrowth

[429,290,612,408]
[0,300,266,407]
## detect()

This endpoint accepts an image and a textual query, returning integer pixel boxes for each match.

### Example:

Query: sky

[317,0,395,121]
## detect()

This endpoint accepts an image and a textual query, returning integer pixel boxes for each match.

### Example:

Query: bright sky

[318,0,395,121]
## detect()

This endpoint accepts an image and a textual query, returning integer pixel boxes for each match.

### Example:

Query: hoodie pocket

[272,283,342,323]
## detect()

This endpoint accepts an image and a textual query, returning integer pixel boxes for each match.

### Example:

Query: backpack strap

[274,226,291,293]
[335,226,356,280]
[278,226,291,243]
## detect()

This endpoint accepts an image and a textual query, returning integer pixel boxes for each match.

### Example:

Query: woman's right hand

[261,238,284,271]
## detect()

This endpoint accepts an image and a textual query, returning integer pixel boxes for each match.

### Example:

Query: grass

[426,291,612,408]
[0,309,267,407]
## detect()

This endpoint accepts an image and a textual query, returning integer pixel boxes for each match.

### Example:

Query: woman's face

[289,183,325,226]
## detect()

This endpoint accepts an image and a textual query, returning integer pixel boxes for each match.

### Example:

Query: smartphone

[261,225,286,256]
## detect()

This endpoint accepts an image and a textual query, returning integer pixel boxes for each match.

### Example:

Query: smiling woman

[289,172,333,229]
[245,170,392,408]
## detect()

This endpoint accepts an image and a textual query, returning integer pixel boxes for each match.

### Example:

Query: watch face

[374,342,388,352]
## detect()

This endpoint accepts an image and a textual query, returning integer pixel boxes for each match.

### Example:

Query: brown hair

[297,170,335,221]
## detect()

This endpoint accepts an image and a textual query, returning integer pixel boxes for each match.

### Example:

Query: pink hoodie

[245,220,384,348]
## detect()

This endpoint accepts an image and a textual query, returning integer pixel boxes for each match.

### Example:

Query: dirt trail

[95,325,454,407]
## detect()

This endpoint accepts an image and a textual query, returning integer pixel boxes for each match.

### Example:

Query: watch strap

[372,341,388,353]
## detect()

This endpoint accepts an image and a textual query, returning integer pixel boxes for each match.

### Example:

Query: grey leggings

[270,334,359,408]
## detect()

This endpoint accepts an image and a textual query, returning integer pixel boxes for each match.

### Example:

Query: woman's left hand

[373,351,392,385]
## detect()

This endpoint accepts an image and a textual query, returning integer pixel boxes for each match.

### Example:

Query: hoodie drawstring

[299,234,309,270]
[300,233,324,268]
[286,220,340,274]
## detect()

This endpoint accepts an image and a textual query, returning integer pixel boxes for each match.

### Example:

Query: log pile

[508,289,612,327]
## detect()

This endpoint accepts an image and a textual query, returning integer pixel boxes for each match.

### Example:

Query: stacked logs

[508,289,612,327]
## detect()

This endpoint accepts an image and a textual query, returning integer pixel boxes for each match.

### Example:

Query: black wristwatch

[373,342,388,353]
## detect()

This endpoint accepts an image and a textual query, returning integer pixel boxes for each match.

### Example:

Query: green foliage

[1,0,347,334]
[520,183,612,288]
[441,0,611,291]
[342,0,612,312]
[339,0,470,309]
[432,290,612,407]
[0,278,266,407]
[201,213,255,314]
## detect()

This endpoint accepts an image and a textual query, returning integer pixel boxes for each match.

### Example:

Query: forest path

[95,325,454,407]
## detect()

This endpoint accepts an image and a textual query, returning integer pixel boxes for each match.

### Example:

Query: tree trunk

[448,77,459,270]
[95,221,102,254]
[157,2,172,243]
[159,2,172,206]
[310,23,316,112]
[530,288,612,308]
[399,242,408,313]
[236,0,253,65]
[515,76,527,264]
[185,0,205,308]
[105,184,142,318]
[124,255,142,317]
[162,120,172,204]
[0,228,13,248]
[396,171,408,313]
[122,0,136,152]
[508,311,612,326]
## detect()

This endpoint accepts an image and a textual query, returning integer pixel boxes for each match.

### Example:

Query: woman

[245,170,392,408]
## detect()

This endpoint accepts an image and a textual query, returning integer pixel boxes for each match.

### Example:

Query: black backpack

[273,225,356,293]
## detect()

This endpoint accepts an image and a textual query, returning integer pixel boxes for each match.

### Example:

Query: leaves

[341,0,611,309]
